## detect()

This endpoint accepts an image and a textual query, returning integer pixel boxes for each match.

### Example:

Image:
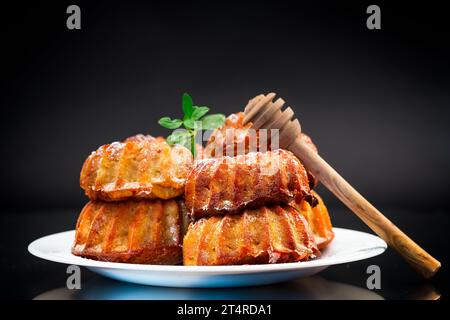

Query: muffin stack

[72,113,334,266]
[72,135,193,264]
[204,112,334,249]
[183,149,321,265]
[182,113,334,265]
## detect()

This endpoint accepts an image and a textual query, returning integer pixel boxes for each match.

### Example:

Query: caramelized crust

[203,112,318,157]
[290,191,334,249]
[203,112,318,188]
[72,199,190,264]
[185,149,312,219]
[80,135,193,201]
[203,112,254,158]
[183,205,319,266]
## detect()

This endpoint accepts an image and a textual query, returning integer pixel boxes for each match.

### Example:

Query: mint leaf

[183,119,195,129]
[191,106,210,120]
[201,114,225,130]
[158,93,218,157]
[158,117,183,129]
[182,93,194,119]
[166,130,191,147]
[184,118,203,130]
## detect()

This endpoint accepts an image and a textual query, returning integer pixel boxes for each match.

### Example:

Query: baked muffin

[72,199,189,264]
[203,112,318,188]
[185,149,312,219]
[80,135,193,201]
[183,204,319,266]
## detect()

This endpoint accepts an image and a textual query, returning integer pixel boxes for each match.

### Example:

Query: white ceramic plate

[28,228,386,288]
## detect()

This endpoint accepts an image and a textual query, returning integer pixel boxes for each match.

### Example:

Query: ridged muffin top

[185,149,312,219]
[80,134,193,201]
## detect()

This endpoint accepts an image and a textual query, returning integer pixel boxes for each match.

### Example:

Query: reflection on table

[34,275,388,300]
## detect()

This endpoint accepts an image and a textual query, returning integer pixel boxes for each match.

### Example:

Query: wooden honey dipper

[243,93,441,278]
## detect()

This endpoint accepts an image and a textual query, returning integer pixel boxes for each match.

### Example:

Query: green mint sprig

[158,93,225,157]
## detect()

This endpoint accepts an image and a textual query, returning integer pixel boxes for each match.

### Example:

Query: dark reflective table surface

[1,208,448,300]
[34,276,386,300]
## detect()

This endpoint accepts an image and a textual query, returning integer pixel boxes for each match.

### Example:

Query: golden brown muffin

[203,112,318,157]
[185,149,312,219]
[80,135,193,201]
[203,112,254,158]
[183,204,319,266]
[290,191,334,250]
[202,112,318,188]
[72,199,190,264]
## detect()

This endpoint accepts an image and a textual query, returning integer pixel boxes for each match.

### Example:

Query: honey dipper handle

[290,137,441,278]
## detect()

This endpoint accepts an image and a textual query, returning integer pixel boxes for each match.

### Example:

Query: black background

[0,0,449,299]
[2,0,449,211]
